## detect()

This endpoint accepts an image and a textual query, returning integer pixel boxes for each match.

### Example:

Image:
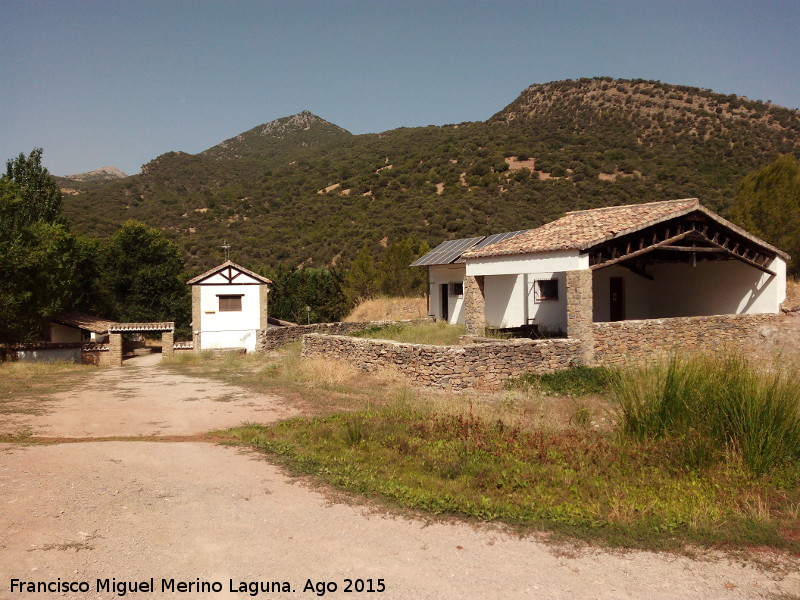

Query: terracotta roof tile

[51,311,116,334]
[464,199,705,258]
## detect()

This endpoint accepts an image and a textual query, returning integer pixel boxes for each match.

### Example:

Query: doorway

[610,277,625,321]
[440,283,449,322]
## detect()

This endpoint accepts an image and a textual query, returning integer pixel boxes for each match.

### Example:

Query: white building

[410,231,529,325]
[187,261,272,352]
[415,198,789,337]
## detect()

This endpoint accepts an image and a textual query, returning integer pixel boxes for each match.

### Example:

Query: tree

[0,220,86,342]
[96,221,190,325]
[343,244,379,306]
[377,237,428,297]
[0,154,86,342]
[267,265,347,324]
[4,148,63,227]
[729,154,800,275]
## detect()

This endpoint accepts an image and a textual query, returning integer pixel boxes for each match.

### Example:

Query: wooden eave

[586,211,783,277]
[186,260,272,285]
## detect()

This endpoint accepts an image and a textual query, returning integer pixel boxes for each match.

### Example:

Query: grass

[344,296,428,322]
[227,406,800,551]
[613,354,800,475]
[351,321,465,345]
[168,347,799,552]
[509,365,616,397]
[0,361,91,416]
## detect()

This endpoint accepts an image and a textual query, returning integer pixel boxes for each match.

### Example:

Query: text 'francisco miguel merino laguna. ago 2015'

[8,576,387,596]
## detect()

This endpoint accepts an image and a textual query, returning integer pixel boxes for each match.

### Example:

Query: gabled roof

[411,230,529,267]
[186,260,272,285]
[51,311,116,334]
[463,199,789,260]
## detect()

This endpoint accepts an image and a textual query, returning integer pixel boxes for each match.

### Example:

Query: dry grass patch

[0,361,91,416]
[786,277,800,309]
[344,297,427,322]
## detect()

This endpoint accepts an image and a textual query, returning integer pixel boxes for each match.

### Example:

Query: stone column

[566,269,594,365]
[161,330,174,359]
[463,275,486,336]
[191,286,202,352]
[108,332,123,367]
[259,284,270,330]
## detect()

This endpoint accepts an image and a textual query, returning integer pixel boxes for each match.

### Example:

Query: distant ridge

[60,78,800,271]
[62,166,128,182]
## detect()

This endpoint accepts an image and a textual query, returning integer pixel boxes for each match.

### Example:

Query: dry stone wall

[301,334,582,390]
[593,313,780,365]
[257,320,428,352]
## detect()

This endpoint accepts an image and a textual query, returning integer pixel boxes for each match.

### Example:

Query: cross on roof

[221,240,231,261]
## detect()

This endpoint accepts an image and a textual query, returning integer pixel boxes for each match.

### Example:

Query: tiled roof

[110,322,174,332]
[51,311,116,334]
[186,260,272,285]
[463,198,784,259]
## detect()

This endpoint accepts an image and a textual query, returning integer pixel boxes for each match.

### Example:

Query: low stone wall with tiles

[593,313,781,366]
[257,319,430,352]
[301,333,582,390]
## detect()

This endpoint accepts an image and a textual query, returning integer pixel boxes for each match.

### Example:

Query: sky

[2,0,799,176]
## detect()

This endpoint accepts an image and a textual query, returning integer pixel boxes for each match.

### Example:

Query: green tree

[729,154,800,275]
[0,221,87,342]
[377,237,428,297]
[343,244,379,306]
[267,266,347,323]
[4,148,63,226]
[96,221,190,325]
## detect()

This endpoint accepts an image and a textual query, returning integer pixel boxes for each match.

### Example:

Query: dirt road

[1,361,797,599]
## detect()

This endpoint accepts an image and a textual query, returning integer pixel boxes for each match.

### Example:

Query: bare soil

[0,358,798,599]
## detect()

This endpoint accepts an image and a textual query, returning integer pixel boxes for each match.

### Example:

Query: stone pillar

[259,284,270,330]
[463,275,486,336]
[191,285,202,352]
[161,330,174,359]
[109,332,123,367]
[566,269,594,365]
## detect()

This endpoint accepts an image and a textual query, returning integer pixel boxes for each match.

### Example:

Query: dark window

[218,294,243,312]
[534,279,558,302]
[449,282,464,297]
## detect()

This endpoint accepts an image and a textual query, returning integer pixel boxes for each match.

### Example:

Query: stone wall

[301,333,582,390]
[593,313,781,365]
[257,320,429,352]
[463,275,486,336]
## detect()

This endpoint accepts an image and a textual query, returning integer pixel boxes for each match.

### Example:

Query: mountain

[61,78,800,271]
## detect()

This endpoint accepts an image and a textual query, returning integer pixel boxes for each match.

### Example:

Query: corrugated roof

[187,260,272,285]
[51,311,116,334]
[411,230,530,267]
[462,198,787,260]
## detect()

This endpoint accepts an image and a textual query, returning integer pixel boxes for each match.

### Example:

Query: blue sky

[2,0,798,176]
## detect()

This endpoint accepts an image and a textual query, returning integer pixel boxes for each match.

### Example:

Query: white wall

[466,250,587,277]
[592,257,786,321]
[428,264,466,324]
[199,283,262,352]
[483,272,567,333]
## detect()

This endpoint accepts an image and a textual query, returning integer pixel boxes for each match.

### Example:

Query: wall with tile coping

[301,333,582,390]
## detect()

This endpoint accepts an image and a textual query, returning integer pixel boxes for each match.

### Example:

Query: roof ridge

[564,198,698,216]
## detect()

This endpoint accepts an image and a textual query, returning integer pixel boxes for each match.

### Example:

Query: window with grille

[448,282,464,298]
[534,279,558,302]
[218,294,243,312]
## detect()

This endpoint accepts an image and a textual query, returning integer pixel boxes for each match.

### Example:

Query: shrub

[612,354,800,474]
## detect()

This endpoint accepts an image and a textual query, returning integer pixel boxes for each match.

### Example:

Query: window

[534,279,558,302]
[448,282,464,298]
[218,294,243,312]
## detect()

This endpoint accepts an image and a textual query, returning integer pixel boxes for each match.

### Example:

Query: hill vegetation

[59,78,800,274]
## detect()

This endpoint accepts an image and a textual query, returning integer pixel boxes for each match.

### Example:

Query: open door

[610,277,625,322]
[440,283,449,322]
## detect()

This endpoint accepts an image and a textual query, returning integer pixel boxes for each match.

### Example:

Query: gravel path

[0,361,797,599]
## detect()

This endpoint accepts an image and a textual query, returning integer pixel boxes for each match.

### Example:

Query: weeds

[613,354,800,474]
[509,366,615,396]
[351,321,465,346]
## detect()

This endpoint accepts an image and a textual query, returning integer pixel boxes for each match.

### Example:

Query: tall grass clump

[613,354,800,474]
